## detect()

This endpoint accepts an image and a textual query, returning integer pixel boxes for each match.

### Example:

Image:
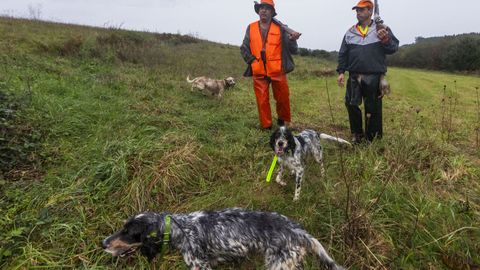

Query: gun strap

[259,21,271,71]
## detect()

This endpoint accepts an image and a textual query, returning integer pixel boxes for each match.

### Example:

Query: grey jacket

[337,22,399,74]
[240,20,298,77]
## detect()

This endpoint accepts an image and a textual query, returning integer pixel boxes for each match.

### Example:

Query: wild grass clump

[32,29,201,68]
[124,141,206,210]
[34,35,85,57]
[331,131,480,268]
[153,32,200,45]
[0,90,44,265]
[94,133,210,211]
[475,86,480,151]
[60,35,84,56]
[0,90,43,180]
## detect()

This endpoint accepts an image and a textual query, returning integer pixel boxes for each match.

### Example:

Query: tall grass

[476,87,480,151]
[1,17,479,269]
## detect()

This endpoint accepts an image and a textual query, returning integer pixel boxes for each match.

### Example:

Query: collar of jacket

[349,21,376,37]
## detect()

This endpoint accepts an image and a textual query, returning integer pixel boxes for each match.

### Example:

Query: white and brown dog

[186,76,236,99]
[270,126,351,201]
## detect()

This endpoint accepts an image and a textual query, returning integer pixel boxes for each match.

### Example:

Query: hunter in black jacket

[337,0,399,143]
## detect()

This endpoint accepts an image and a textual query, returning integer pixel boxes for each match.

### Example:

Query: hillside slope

[1,17,479,269]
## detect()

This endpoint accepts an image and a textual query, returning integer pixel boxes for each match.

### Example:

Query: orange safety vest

[249,21,283,77]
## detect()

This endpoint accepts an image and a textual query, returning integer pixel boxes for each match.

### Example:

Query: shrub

[388,33,480,72]
[0,91,42,180]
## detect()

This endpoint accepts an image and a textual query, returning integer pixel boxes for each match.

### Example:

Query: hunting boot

[352,133,365,145]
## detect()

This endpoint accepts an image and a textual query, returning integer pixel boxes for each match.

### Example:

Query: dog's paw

[278,181,287,187]
[293,196,299,202]
[275,175,287,186]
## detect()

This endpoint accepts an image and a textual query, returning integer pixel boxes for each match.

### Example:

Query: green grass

[1,17,480,269]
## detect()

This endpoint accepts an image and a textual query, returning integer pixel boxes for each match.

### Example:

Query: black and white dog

[270,126,351,201]
[102,208,344,270]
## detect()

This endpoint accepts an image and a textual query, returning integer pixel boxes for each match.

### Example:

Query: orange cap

[261,0,275,8]
[254,0,277,16]
[352,0,374,10]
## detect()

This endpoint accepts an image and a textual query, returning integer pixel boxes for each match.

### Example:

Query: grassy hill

[1,17,480,269]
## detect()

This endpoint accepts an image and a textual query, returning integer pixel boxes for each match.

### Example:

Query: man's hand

[337,73,345,87]
[377,28,389,43]
[289,31,302,40]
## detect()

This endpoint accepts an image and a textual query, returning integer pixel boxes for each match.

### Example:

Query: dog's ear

[269,129,277,151]
[140,227,161,261]
[125,218,147,240]
[286,129,296,153]
[138,215,164,260]
[139,240,160,261]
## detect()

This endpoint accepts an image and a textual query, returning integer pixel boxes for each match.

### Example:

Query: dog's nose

[278,141,284,147]
[101,240,108,249]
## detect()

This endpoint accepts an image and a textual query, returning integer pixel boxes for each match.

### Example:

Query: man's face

[355,7,372,23]
[259,5,273,22]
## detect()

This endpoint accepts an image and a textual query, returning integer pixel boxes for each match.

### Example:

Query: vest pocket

[251,59,265,75]
[266,33,282,75]
[266,59,282,75]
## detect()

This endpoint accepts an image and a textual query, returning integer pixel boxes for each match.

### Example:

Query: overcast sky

[2,0,479,51]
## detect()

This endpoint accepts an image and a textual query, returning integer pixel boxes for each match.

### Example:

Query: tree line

[297,48,338,62]
[387,33,480,72]
[300,33,480,73]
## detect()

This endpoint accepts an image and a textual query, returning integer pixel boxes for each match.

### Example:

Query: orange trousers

[253,74,291,128]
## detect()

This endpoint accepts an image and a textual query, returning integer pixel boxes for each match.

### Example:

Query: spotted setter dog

[102,208,344,270]
[270,126,351,201]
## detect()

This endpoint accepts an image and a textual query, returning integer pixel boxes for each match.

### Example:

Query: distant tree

[311,49,331,59]
[28,3,42,20]
[297,47,337,61]
[389,33,480,72]
[415,36,425,43]
[444,37,480,71]
[298,48,312,57]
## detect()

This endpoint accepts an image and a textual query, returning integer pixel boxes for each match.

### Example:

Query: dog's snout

[278,141,284,147]
[101,239,109,249]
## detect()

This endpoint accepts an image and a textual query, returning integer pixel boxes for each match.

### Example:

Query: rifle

[374,0,386,30]
[254,1,301,40]
[374,0,391,98]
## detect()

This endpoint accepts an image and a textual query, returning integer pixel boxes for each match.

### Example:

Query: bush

[0,91,42,180]
[298,47,338,62]
[34,30,199,67]
[444,37,480,71]
[59,36,84,56]
[388,33,480,72]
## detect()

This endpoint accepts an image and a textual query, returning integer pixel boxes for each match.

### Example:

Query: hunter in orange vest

[240,0,300,129]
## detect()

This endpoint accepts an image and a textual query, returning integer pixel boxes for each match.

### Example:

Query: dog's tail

[186,75,195,83]
[319,133,352,147]
[308,236,345,270]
